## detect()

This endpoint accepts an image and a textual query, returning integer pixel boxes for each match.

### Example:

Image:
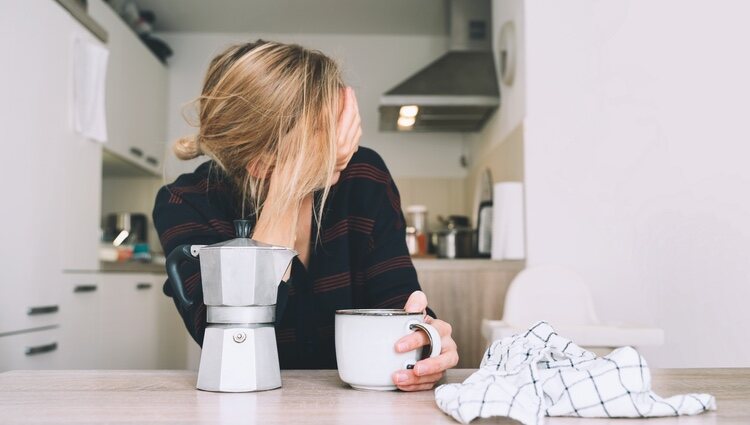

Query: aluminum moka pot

[166,219,297,392]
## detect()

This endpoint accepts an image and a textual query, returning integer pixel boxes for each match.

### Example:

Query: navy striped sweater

[153,147,429,369]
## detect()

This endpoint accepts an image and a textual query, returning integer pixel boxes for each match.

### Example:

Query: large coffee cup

[335,309,441,391]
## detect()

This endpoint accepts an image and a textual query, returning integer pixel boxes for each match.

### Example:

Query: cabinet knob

[25,342,58,356]
[129,147,144,157]
[146,156,159,166]
[27,305,59,316]
[73,284,98,293]
[136,283,152,290]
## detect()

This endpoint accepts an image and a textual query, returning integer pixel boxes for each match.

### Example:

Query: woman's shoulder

[153,161,236,232]
[338,146,394,186]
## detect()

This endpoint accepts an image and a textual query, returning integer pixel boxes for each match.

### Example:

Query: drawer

[0,328,61,372]
[0,292,61,335]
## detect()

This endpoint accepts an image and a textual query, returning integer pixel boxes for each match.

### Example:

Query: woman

[153,40,458,391]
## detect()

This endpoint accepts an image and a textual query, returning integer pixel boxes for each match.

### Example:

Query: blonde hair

[174,40,343,246]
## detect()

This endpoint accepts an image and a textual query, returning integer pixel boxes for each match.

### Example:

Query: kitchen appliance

[165,220,297,392]
[103,212,148,246]
[379,0,499,132]
[476,201,493,257]
[475,168,494,257]
[435,215,474,259]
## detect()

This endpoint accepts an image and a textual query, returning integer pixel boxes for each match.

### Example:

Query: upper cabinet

[88,0,167,175]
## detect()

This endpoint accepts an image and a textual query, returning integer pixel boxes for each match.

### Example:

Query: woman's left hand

[392,291,459,391]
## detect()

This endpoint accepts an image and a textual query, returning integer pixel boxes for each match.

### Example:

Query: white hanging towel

[73,37,109,143]
[491,182,525,260]
[435,322,716,424]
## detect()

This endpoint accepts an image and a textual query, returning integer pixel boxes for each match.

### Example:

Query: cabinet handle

[25,342,58,356]
[27,305,59,316]
[74,284,98,293]
[129,147,144,157]
[136,283,152,290]
[146,156,159,166]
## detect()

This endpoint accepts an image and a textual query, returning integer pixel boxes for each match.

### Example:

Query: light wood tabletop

[0,368,746,424]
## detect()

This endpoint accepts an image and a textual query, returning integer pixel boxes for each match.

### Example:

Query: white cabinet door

[88,0,168,175]
[59,273,102,369]
[0,0,87,334]
[98,273,159,369]
[153,274,191,369]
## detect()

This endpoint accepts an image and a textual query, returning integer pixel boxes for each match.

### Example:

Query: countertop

[97,259,524,274]
[0,368,746,424]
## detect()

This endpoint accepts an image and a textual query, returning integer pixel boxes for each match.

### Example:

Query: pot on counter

[434,215,474,259]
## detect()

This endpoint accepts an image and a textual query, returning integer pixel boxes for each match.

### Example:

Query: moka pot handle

[165,244,204,310]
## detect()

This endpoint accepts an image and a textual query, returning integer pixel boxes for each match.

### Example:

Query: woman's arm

[359,168,459,391]
[152,184,233,346]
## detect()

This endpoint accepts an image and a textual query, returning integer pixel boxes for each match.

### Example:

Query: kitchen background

[2,0,749,372]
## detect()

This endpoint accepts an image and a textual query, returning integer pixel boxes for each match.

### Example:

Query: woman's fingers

[394,320,452,354]
[395,329,430,353]
[413,347,459,376]
[398,383,438,392]
[336,87,355,139]
[392,370,443,387]
[334,86,362,172]
[404,290,428,313]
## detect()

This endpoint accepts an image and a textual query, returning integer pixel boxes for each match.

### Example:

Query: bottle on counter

[406,205,428,256]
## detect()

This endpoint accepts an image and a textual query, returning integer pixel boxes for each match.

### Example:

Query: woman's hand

[391,291,459,391]
[332,87,361,183]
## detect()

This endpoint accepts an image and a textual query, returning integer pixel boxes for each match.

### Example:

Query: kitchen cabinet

[59,273,102,368]
[96,273,159,369]
[413,259,524,368]
[88,0,168,175]
[0,0,91,339]
[58,272,186,370]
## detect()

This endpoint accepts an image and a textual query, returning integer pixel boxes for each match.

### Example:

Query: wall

[464,0,526,220]
[523,0,750,367]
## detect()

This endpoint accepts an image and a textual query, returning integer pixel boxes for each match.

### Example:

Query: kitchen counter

[0,368,745,424]
[412,258,524,271]
[95,259,522,274]
[98,261,166,274]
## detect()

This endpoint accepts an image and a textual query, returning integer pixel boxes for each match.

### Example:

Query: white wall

[159,32,468,180]
[467,0,526,157]
[523,0,750,367]
[464,0,526,219]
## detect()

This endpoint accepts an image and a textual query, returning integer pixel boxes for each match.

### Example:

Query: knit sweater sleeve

[151,182,233,346]
[359,157,436,317]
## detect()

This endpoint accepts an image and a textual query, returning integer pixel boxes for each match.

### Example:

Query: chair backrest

[502,265,599,327]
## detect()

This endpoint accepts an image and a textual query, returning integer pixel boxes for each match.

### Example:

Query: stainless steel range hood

[379,0,499,133]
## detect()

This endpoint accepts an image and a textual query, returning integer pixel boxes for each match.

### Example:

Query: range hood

[379,0,499,133]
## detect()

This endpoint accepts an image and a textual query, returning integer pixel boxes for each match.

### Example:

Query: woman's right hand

[332,87,362,184]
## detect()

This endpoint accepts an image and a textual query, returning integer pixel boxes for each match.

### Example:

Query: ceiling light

[399,105,419,118]
[397,116,416,127]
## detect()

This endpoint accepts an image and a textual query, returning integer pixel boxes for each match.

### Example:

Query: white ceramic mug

[335,309,442,391]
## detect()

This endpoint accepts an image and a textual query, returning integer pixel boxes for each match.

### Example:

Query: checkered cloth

[435,321,716,424]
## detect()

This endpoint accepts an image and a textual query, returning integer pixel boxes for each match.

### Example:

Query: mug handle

[404,321,442,370]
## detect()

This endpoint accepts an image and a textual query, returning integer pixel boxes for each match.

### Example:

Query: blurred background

[1,0,748,373]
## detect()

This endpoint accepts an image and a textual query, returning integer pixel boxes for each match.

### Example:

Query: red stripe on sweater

[372,293,410,309]
[321,217,375,243]
[313,272,351,293]
[366,255,413,280]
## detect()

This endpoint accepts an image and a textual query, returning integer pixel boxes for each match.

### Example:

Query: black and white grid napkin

[435,321,715,424]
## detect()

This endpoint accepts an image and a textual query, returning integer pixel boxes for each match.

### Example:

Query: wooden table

[0,369,746,424]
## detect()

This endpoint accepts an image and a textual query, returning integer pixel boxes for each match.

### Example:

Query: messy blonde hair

[174,40,343,246]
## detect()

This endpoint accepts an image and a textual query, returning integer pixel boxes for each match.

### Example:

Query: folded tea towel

[435,321,715,424]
